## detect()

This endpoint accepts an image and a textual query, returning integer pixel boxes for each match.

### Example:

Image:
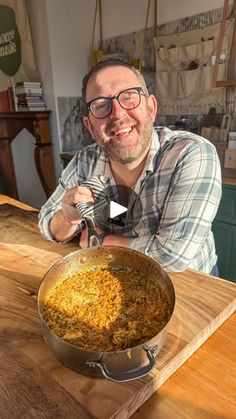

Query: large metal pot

[38,223,175,382]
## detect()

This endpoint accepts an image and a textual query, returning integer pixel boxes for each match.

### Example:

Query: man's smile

[112,126,133,136]
[107,119,138,141]
[110,125,136,141]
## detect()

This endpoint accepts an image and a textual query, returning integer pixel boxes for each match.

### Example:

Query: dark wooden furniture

[0,111,56,199]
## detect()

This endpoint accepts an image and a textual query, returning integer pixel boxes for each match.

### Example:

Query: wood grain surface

[0,199,236,419]
[132,312,236,419]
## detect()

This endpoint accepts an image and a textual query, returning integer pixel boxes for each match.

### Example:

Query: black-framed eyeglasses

[86,87,145,119]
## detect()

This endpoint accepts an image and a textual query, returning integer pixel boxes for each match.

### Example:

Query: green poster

[0,5,21,76]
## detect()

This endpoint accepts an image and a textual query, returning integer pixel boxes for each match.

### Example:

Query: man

[39,59,222,274]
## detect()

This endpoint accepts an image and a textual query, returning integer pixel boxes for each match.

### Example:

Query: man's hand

[50,186,94,241]
[50,186,131,247]
[61,186,94,224]
[79,228,130,248]
[79,225,104,248]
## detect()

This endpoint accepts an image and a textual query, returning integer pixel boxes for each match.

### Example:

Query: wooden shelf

[216,79,236,87]
[213,0,236,87]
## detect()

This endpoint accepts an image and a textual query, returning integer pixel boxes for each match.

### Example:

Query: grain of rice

[42,264,171,352]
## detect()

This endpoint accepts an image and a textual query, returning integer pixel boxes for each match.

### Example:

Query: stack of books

[14,81,46,111]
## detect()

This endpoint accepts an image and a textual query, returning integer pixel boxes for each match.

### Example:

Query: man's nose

[109,98,126,119]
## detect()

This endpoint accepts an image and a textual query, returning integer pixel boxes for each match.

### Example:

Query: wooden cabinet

[0,111,56,199]
[213,183,236,282]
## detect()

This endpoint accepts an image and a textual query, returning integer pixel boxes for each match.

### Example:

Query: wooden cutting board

[0,204,235,419]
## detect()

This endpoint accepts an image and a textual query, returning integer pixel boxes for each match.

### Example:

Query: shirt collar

[142,128,160,174]
[92,148,112,184]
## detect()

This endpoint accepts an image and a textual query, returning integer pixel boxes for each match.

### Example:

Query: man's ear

[147,94,158,122]
[83,116,94,137]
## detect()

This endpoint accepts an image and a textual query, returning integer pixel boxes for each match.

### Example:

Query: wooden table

[0,194,235,419]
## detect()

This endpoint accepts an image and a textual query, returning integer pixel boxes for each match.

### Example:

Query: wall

[22,0,230,206]
[101,0,231,38]
[12,130,46,208]
[27,0,96,182]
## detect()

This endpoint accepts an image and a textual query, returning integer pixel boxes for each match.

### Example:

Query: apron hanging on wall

[154,19,235,115]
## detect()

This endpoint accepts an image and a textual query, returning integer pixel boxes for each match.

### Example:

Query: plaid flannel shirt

[38,127,222,273]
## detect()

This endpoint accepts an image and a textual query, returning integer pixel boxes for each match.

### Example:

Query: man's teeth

[113,127,132,136]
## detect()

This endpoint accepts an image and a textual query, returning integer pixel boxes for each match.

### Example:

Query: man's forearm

[102,234,130,247]
[50,209,80,242]
[78,228,130,248]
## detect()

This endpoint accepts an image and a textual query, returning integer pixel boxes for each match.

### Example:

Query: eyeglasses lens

[90,88,141,118]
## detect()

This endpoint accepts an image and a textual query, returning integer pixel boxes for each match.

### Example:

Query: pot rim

[38,245,176,356]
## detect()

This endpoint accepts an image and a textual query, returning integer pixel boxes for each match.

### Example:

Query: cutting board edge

[116,300,236,419]
[154,298,236,388]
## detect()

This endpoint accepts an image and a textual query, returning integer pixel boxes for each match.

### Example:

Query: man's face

[83,66,157,164]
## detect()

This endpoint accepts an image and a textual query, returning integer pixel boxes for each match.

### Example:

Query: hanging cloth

[154,18,235,115]
[0,0,38,89]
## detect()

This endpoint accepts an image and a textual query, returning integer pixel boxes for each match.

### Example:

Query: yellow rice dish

[41,265,171,352]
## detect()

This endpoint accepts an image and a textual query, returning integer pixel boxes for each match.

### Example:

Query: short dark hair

[82,58,149,116]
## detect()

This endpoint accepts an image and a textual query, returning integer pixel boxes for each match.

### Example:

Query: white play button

[109,201,127,219]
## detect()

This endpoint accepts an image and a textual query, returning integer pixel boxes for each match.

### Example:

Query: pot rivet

[80,257,87,263]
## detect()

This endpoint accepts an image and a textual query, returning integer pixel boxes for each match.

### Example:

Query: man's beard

[91,114,153,164]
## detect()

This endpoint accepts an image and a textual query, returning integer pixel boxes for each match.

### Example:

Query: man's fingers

[75,187,95,204]
[63,186,95,205]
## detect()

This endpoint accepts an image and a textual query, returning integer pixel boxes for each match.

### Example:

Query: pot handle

[86,344,158,382]
[82,216,103,248]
